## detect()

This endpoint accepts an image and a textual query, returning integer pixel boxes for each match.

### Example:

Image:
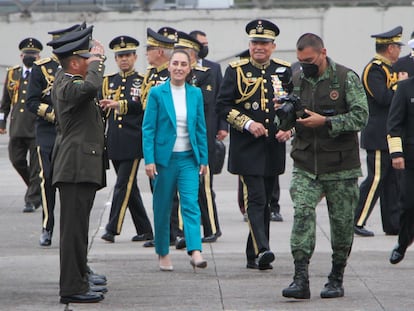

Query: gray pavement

[0,132,412,311]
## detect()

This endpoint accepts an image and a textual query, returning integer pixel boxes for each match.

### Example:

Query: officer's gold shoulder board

[272,58,291,67]
[373,59,382,66]
[229,58,249,68]
[7,64,20,71]
[137,72,145,79]
[193,65,210,72]
[34,57,52,66]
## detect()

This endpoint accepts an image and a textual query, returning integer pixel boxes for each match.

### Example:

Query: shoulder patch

[34,57,52,65]
[272,58,291,67]
[229,58,249,68]
[7,64,20,71]
[193,65,210,72]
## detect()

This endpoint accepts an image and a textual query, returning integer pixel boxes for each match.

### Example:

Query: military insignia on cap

[244,102,251,110]
[256,21,264,34]
[330,90,339,101]
[252,102,259,110]
[120,37,126,48]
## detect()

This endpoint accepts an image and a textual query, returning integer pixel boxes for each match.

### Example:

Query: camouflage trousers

[290,171,358,265]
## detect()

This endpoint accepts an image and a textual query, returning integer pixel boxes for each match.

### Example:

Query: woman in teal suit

[142,50,208,271]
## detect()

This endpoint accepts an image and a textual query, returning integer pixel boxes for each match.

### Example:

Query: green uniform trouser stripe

[290,171,357,264]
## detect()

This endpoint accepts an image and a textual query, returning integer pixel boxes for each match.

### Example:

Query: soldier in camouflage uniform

[217,19,292,270]
[0,38,43,213]
[281,33,368,299]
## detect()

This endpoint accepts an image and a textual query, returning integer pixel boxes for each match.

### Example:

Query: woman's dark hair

[170,49,193,83]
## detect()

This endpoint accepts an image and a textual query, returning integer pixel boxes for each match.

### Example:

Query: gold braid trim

[235,66,263,104]
[226,109,251,132]
[387,135,403,154]
[141,76,154,110]
[40,65,54,97]
[118,100,128,115]
[381,65,398,90]
[7,69,20,105]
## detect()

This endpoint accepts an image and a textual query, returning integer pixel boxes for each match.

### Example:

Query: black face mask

[198,45,209,59]
[300,62,319,78]
[22,55,36,68]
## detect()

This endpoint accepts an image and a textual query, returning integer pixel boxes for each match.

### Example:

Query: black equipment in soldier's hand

[274,94,307,131]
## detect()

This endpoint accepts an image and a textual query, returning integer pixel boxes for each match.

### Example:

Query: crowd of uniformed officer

[1,18,414,304]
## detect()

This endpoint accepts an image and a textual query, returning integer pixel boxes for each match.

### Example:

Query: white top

[171,83,191,152]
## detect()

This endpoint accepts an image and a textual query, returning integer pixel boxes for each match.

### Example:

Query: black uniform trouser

[238,175,280,215]
[58,182,97,297]
[106,159,153,236]
[270,175,280,214]
[240,175,275,261]
[199,165,221,237]
[8,136,41,206]
[397,168,414,250]
[37,144,56,232]
[355,150,401,234]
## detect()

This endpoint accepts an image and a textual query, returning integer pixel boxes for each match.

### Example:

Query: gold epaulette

[193,65,210,72]
[136,72,145,79]
[229,58,249,68]
[34,57,52,66]
[272,58,291,67]
[7,64,20,71]
[372,59,382,66]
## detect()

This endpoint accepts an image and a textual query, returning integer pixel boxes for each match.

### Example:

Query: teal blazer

[142,81,208,167]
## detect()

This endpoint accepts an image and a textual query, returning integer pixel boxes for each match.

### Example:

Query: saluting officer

[355,26,408,237]
[0,38,43,213]
[100,35,153,243]
[217,19,291,270]
[26,23,84,246]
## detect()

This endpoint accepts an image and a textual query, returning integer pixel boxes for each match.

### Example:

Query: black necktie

[24,70,30,79]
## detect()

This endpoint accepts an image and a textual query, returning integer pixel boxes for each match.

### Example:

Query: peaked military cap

[109,35,139,55]
[47,25,93,49]
[147,27,175,49]
[157,26,178,42]
[371,26,403,45]
[175,31,202,52]
[245,19,279,42]
[47,23,82,40]
[19,37,43,54]
[53,34,92,60]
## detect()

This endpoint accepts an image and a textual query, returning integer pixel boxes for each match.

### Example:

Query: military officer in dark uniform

[0,38,43,213]
[26,23,83,246]
[355,26,408,237]
[52,32,107,304]
[393,31,414,77]
[217,19,292,269]
[100,35,153,243]
[174,31,223,244]
[387,71,414,264]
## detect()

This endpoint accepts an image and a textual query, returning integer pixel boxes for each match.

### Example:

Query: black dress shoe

[87,268,107,281]
[88,274,107,286]
[390,245,405,264]
[270,212,283,222]
[60,291,104,304]
[39,229,52,246]
[89,283,108,293]
[143,240,155,247]
[246,260,273,270]
[131,232,153,242]
[23,203,35,213]
[257,250,275,268]
[354,226,374,237]
[175,237,186,250]
[202,234,218,243]
[101,231,115,243]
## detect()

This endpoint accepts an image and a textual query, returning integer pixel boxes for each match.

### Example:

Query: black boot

[282,260,310,299]
[320,263,345,298]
